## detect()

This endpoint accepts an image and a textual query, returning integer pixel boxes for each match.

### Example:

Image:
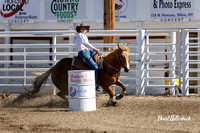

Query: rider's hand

[94,48,100,55]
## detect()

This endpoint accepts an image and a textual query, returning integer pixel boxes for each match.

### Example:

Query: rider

[75,23,101,90]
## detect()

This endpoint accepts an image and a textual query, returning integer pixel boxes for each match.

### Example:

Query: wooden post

[104,0,115,51]
[103,0,115,94]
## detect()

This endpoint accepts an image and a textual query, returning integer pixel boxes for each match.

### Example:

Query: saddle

[71,53,103,70]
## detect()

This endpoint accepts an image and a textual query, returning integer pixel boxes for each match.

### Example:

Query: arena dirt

[0,92,199,133]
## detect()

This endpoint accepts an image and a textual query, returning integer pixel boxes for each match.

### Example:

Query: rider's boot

[95,80,101,91]
[96,84,100,91]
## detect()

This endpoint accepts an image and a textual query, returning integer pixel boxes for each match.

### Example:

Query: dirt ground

[0,92,200,133]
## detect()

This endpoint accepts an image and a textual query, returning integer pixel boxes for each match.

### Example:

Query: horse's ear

[117,44,121,49]
[126,43,129,47]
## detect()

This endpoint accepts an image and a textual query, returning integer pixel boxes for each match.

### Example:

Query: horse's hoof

[113,101,117,106]
[106,101,117,107]
[116,94,123,100]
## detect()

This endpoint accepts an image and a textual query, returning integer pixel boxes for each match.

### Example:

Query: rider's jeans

[78,50,98,84]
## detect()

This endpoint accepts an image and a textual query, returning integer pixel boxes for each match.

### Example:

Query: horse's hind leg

[53,82,68,101]
[57,91,68,101]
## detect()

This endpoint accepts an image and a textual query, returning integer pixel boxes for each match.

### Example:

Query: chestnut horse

[30,44,130,106]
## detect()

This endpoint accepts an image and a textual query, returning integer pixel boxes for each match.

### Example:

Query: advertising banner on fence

[151,0,194,22]
[94,0,137,22]
[0,0,39,23]
[45,0,86,23]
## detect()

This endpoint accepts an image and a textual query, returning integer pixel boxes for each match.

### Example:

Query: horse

[28,43,130,106]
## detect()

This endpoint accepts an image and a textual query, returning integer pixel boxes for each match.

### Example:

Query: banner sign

[115,0,137,22]
[45,0,86,23]
[151,0,194,22]
[0,0,39,23]
[94,0,137,22]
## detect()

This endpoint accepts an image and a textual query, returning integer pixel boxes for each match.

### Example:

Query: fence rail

[0,29,200,96]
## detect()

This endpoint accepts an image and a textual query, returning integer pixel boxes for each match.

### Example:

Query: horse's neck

[103,49,122,71]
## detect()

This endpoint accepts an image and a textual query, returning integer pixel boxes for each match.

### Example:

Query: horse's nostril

[124,67,129,72]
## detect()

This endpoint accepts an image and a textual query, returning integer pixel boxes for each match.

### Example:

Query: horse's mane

[102,46,118,58]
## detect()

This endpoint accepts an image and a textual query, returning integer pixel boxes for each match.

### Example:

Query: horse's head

[117,43,130,72]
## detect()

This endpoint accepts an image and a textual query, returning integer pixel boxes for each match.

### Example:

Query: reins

[103,60,120,72]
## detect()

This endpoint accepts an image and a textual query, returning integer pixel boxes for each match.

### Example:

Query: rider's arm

[82,41,96,51]
[81,37,100,54]
[92,48,100,54]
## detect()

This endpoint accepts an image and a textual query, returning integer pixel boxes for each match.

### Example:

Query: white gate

[142,30,181,95]
[182,29,200,96]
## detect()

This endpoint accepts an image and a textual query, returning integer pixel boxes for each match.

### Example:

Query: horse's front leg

[114,80,126,100]
[101,85,117,106]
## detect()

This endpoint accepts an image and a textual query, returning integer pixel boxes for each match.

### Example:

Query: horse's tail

[31,67,54,94]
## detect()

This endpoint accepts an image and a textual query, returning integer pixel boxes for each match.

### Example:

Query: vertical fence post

[178,30,182,90]
[69,24,75,58]
[138,30,145,95]
[169,32,176,95]
[198,32,200,96]
[4,24,10,89]
[24,48,27,85]
[145,31,150,95]
[53,33,57,66]
[53,33,57,95]
[69,32,74,58]
[182,30,189,96]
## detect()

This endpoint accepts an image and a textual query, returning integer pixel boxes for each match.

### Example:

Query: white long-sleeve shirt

[75,33,95,52]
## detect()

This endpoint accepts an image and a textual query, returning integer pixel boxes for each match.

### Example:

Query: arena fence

[182,29,200,96]
[0,30,199,96]
[144,30,180,95]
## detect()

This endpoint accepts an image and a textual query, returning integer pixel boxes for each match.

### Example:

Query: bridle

[118,49,128,69]
[103,49,128,76]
